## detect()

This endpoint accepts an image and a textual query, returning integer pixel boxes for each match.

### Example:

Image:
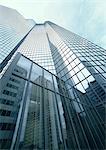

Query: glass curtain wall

[0,53,105,150]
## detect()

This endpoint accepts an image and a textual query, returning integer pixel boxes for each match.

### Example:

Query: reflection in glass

[17,56,32,78]
[81,68,91,77]
[22,83,65,149]
[77,72,85,81]
[30,63,42,85]
[0,53,105,150]
[44,70,53,90]
[81,80,88,89]
[0,62,26,149]
[53,76,59,92]
[76,83,85,93]
[72,75,79,85]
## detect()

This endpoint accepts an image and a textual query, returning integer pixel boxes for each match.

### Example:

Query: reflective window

[17,56,32,78]
[30,63,42,85]
[44,70,53,90]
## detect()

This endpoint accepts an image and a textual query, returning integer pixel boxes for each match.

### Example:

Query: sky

[0,0,106,49]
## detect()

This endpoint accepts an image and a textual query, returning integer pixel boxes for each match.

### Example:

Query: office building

[0,5,105,150]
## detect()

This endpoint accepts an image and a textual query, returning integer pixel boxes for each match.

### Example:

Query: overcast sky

[0,0,106,49]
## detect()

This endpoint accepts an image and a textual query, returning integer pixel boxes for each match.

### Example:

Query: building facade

[0,5,106,150]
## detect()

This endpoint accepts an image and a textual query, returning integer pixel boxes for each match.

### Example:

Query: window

[9,77,20,84]
[0,123,15,130]
[0,110,11,116]
[0,98,14,106]
[3,90,17,97]
[6,83,18,90]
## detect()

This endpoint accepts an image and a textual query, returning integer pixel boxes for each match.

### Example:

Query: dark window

[3,90,17,97]
[0,110,11,116]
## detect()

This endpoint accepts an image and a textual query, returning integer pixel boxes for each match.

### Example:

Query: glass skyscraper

[0,5,105,150]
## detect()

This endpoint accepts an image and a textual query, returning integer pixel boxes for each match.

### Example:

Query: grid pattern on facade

[48,22,106,83]
[0,5,35,64]
[0,53,105,150]
[0,7,105,149]
[16,25,56,74]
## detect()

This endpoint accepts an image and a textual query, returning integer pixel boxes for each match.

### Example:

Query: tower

[0,5,105,150]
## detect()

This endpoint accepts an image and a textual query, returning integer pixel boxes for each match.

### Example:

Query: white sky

[0,0,106,49]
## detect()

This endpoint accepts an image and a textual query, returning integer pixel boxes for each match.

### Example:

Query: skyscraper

[0,5,105,150]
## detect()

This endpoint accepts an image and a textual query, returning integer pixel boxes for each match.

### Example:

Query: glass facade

[0,5,35,71]
[0,6,105,150]
[46,21,106,89]
[0,52,105,149]
[0,54,66,149]
[16,25,56,74]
